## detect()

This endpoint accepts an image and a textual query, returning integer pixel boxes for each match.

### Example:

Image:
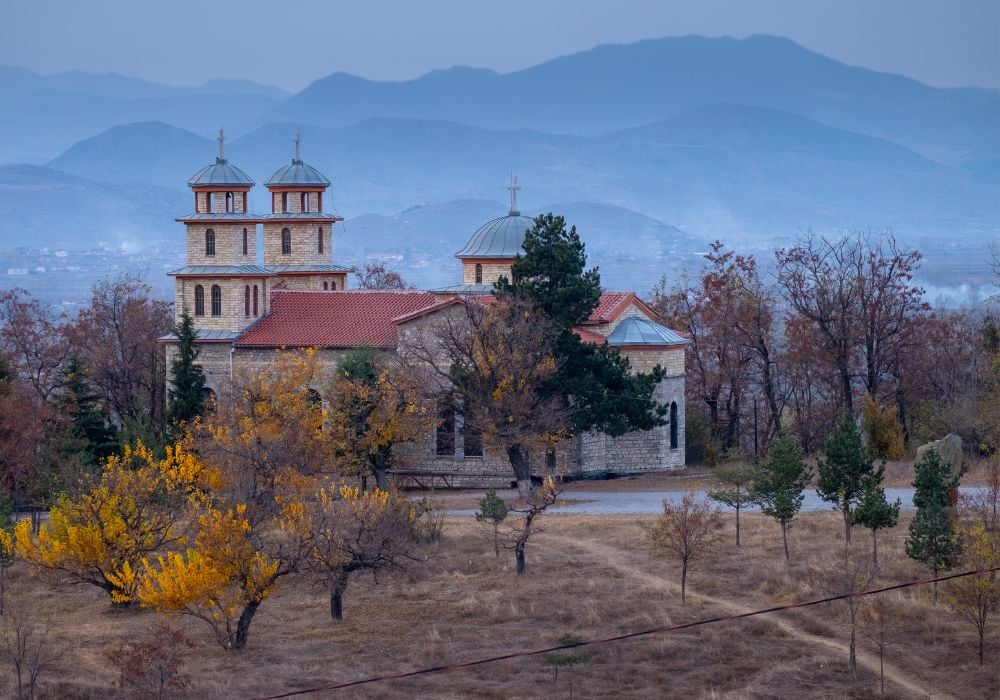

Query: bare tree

[0,601,67,700]
[0,289,70,402]
[944,524,1000,665]
[648,492,724,603]
[859,595,895,695]
[502,476,562,575]
[355,259,411,290]
[819,547,880,679]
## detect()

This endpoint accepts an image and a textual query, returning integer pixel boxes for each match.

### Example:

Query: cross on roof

[508,174,520,215]
[294,128,301,162]
[217,128,225,161]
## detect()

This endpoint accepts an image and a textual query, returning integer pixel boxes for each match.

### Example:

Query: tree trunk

[879,648,885,695]
[735,503,741,547]
[842,507,852,545]
[330,570,350,621]
[978,624,985,665]
[371,449,391,490]
[493,526,500,558]
[680,560,688,604]
[515,545,526,575]
[233,600,261,650]
[849,607,858,678]
[871,528,879,567]
[781,521,790,562]
[507,445,532,497]
[545,448,556,475]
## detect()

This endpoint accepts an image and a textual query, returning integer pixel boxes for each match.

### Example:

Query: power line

[251,565,1000,699]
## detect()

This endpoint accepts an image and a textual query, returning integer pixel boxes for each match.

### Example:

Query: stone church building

[163,136,688,486]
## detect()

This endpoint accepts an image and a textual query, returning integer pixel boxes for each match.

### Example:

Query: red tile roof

[586,292,663,324]
[236,290,437,348]
[574,327,608,345]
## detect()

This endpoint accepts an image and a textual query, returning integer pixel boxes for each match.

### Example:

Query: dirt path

[549,534,947,700]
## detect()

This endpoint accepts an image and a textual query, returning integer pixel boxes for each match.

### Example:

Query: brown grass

[1,508,997,699]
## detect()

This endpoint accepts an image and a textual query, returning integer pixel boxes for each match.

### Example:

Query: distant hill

[0,164,185,250]
[43,109,997,246]
[270,35,997,161]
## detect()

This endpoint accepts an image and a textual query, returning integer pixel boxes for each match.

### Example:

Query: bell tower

[169,130,268,334]
[262,129,349,291]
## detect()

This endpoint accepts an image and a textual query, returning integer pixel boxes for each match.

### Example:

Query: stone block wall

[174,276,269,331]
[262,222,333,266]
[270,190,319,214]
[186,224,257,265]
[271,274,348,292]
[195,190,248,214]
[462,260,513,285]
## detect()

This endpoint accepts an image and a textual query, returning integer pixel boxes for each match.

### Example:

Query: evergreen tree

[751,436,812,561]
[906,448,963,601]
[817,414,880,544]
[852,474,900,565]
[475,489,509,557]
[708,462,759,546]
[167,311,207,431]
[495,214,667,442]
[53,355,118,467]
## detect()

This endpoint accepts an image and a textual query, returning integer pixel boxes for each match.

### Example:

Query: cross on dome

[508,174,520,216]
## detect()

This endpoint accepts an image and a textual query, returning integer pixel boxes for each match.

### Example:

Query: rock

[915,434,964,479]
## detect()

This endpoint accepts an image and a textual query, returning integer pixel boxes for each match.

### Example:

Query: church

[163,134,688,486]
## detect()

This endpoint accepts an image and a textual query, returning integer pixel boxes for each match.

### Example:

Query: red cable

[252,566,999,699]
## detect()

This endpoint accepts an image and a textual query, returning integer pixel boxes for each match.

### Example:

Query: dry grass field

[1,484,997,699]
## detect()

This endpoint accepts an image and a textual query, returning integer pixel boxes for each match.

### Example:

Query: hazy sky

[2,0,997,92]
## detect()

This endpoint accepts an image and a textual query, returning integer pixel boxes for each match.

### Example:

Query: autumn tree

[944,524,1000,664]
[751,436,812,561]
[817,415,884,544]
[859,595,895,695]
[325,348,433,489]
[0,357,49,512]
[906,449,963,601]
[69,274,172,443]
[16,442,217,605]
[821,548,880,679]
[189,348,335,502]
[648,492,724,603]
[356,259,410,290]
[0,518,12,615]
[708,462,758,546]
[166,311,207,433]
[106,620,193,700]
[405,295,569,496]
[299,483,422,621]
[861,396,905,461]
[0,288,70,402]
[0,600,67,700]
[959,459,1000,532]
[852,474,901,566]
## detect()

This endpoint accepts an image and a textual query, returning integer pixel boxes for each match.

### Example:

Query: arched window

[330,280,337,291]
[205,229,215,256]
[211,285,222,316]
[225,192,233,213]
[242,228,249,255]
[252,285,259,316]
[205,192,213,213]
[475,263,483,285]
[281,228,291,255]
[244,285,251,317]
[670,401,679,449]
[317,227,324,254]
[301,192,309,212]
[194,285,205,316]
[281,192,288,213]
[322,281,328,290]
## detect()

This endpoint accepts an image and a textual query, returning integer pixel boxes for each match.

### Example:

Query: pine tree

[167,311,206,431]
[817,414,880,544]
[906,448,963,602]
[494,214,667,441]
[751,437,812,561]
[53,355,118,468]
[708,462,759,546]
[852,474,900,565]
[475,489,508,557]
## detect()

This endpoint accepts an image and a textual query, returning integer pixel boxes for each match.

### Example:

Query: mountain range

[1,34,997,296]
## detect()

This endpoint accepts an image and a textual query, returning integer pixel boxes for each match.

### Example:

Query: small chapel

[163,134,688,486]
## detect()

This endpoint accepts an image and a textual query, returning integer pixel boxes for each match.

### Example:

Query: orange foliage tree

[15,442,218,605]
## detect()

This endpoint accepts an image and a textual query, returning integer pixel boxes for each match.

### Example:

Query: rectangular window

[436,404,455,457]
[463,419,483,457]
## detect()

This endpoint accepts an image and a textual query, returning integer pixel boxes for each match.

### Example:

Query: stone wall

[262,222,333,266]
[174,276,270,331]
[186,224,257,266]
[270,190,319,214]
[271,273,348,292]
[195,190,248,214]
[462,260,513,285]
